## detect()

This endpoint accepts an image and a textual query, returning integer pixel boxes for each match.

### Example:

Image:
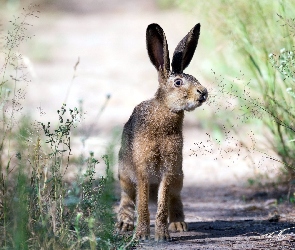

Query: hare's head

[146,23,207,112]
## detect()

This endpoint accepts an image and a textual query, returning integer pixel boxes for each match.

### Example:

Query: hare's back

[123,100,156,135]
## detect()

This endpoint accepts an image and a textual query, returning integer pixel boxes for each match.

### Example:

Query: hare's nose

[197,88,208,102]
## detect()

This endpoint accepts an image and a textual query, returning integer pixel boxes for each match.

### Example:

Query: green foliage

[214,1,295,174]
[174,0,295,176]
[0,6,129,249]
[0,103,126,249]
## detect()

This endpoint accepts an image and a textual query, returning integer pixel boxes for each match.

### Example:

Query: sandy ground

[1,1,295,249]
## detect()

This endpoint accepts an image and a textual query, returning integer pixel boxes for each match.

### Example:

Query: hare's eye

[174,79,183,87]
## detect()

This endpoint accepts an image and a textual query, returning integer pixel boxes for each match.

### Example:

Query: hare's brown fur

[117,23,207,241]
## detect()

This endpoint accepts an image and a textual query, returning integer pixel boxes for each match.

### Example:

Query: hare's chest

[147,164,162,184]
[133,133,182,157]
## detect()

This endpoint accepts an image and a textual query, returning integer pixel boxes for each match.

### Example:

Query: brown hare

[117,23,207,241]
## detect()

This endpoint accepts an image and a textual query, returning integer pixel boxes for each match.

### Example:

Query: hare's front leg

[155,174,171,241]
[168,174,188,232]
[136,172,150,240]
[117,175,136,232]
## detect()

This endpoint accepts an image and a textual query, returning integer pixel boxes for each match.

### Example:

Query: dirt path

[133,185,295,249]
[3,1,295,249]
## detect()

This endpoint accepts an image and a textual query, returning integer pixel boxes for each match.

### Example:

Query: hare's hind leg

[168,175,188,232]
[117,174,136,232]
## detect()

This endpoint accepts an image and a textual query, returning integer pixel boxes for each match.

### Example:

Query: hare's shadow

[179,220,295,240]
[143,220,295,243]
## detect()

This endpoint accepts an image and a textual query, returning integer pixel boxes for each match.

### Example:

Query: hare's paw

[116,220,134,232]
[155,227,170,242]
[117,212,134,232]
[168,221,188,232]
[135,223,150,241]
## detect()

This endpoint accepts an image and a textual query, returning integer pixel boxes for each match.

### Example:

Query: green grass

[0,104,127,249]
[0,6,134,249]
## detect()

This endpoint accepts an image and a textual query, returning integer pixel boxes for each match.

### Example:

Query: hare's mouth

[169,99,205,112]
[184,102,199,111]
[185,97,207,111]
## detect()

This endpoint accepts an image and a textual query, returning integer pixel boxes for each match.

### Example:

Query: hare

[117,23,207,241]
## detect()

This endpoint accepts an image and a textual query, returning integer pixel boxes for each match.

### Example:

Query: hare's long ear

[172,23,200,74]
[146,23,170,74]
